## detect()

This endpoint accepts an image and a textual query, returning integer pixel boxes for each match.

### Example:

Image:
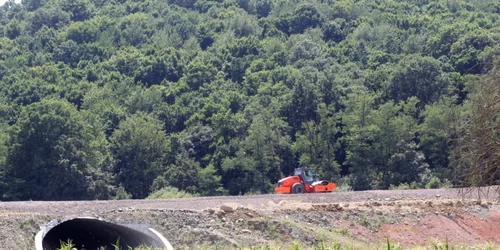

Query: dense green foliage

[0,0,499,200]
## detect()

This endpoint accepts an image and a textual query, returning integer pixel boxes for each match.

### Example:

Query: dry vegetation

[455,60,500,199]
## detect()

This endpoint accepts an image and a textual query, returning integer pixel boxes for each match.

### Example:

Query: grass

[57,238,165,250]
[19,217,34,230]
[208,242,500,250]
[276,218,365,249]
[185,239,500,250]
[58,238,500,250]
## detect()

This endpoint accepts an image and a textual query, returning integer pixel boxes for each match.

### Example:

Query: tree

[183,52,219,90]
[450,31,500,75]
[5,19,22,39]
[343,88,426,190]
[418,100,456,179]
[283,81,318,138]
[60,0,94,22]
[167,0,197,9]
[426,22,474,58]
[4,99,113,201]
[222,107,292,194]
[30,7,71,32]
[0,116,9,198]
[0,0,499,200]
[197,164,225,196]
[250,0,273,18]
[289,3,322,34]
[293,104,341,180]
[321,20,345,43]
[22,0,45,11]
[110,112,170,199]
[120,13,151,46]
[386,56,451,108]
[454,59,500,195]
[342,88,378,190]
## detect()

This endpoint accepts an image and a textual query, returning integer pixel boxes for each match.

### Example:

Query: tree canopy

[0,0,499,200]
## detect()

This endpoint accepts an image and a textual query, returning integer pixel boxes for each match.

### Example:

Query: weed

[19,217,34,230]
[332,242,342,250]
[57,239,74,250]
[314,241,327,250]
[290,242,302,250]
[359,215,369,227]
[337,227,349,236]
[268,222,279,238]
[58,237,500,250]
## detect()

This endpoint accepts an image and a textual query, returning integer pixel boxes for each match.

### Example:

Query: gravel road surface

[0,188,490,216]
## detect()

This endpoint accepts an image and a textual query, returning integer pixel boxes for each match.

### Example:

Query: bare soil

[0,188,499,249]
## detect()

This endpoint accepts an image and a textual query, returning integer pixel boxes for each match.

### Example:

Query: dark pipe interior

[42,218,164,250]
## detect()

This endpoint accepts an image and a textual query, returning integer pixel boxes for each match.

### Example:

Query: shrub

[389,182,421,190]
[146,186,198,199]
[336,176,353,192]
[114,185,132,200]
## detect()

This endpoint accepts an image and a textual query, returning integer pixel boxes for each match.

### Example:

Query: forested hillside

[0,0,499,201]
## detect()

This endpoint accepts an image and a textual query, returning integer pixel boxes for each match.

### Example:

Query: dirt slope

[0,188,499,249]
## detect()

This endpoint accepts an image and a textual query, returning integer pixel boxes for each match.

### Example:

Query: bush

[146,186,198,199]
[336,176,353,192]
[114,185,132,200]
[389,182,421,190]
[424,176,452,189]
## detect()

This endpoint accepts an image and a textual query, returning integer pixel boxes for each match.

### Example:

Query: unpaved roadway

[0,188,479,216]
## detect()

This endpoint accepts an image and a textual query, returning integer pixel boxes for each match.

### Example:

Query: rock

[434,211,439,215]
[220,205,234,213]
[118,208,123,212]
[207,209,215,215]
[221,217,226,222]
[216,210,225,217]
[241,229,252,234]
[187,219,198,226]
[385,198,391,201]
[291,228,301,238]
[436,194,441,198]
[245,212,254,218]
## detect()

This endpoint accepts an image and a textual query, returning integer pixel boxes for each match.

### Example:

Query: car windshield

[304,169,313,182]
[294,169,302,176]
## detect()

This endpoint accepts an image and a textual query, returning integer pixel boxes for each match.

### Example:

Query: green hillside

[0,0,499,200]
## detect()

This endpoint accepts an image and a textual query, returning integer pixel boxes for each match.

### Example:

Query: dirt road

[0,188,477,216]
[1,188,499,249]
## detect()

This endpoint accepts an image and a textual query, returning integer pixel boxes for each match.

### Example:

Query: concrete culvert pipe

[36,218,173,250]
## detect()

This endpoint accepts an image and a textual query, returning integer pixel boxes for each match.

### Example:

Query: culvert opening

[38,218,172,250]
